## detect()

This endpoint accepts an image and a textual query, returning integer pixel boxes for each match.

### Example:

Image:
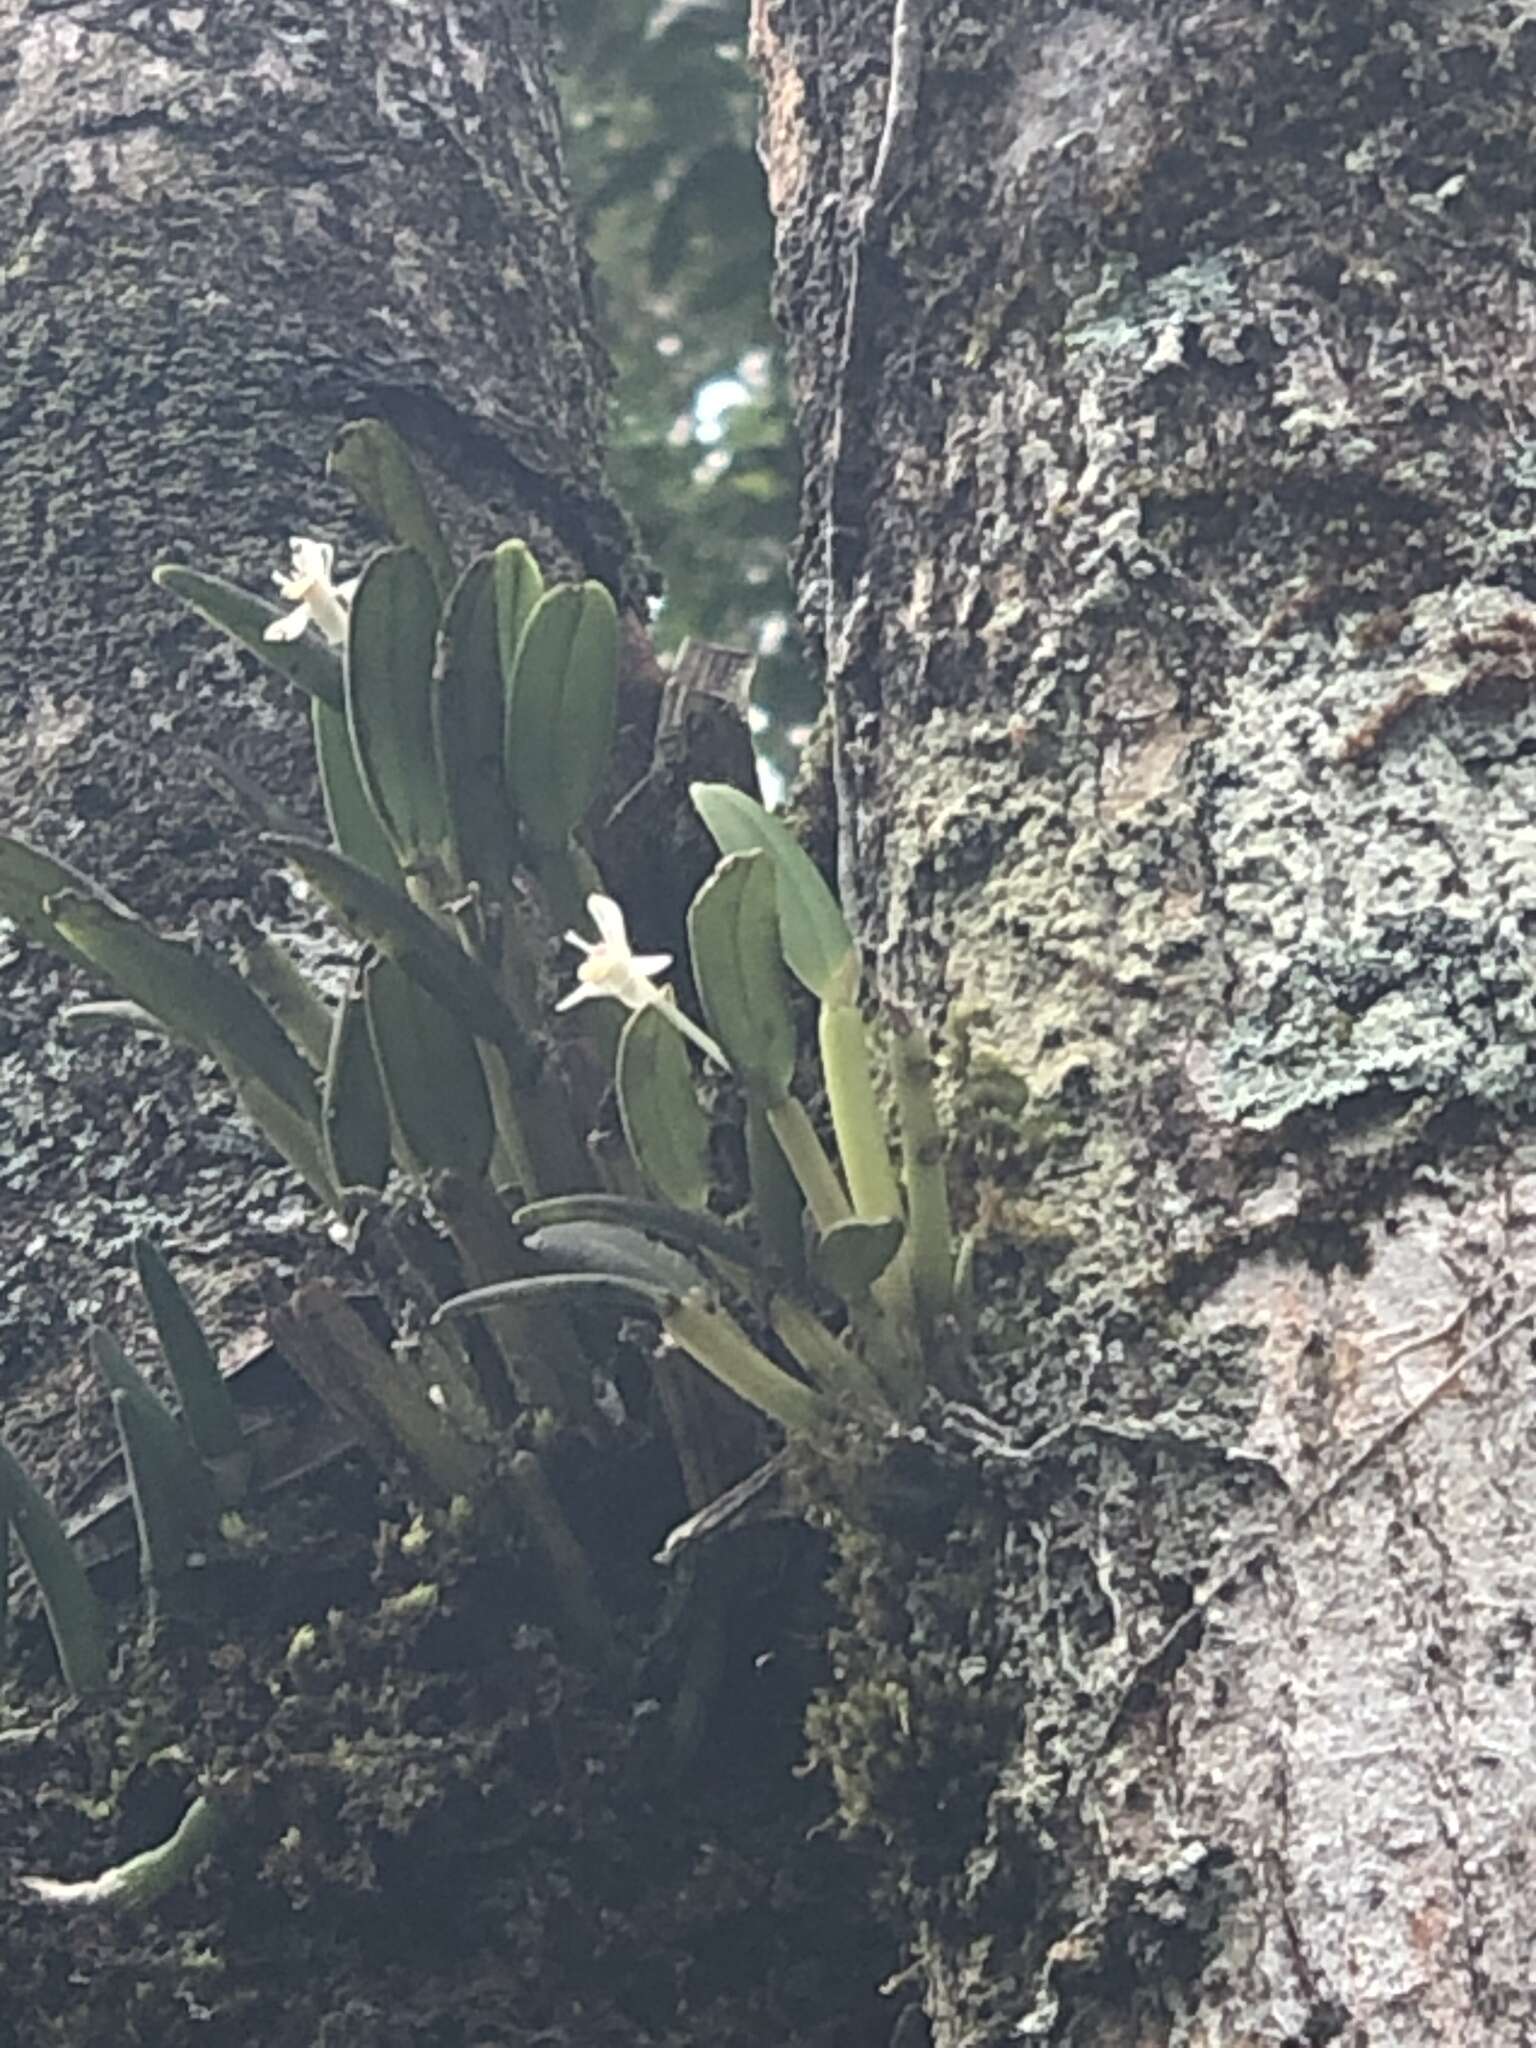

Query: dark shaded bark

[0,0,634,1490]
[757,1,1536,2041]
[0,12,901,2047]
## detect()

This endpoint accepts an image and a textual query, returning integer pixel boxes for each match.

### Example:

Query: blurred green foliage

[554,0,815,785]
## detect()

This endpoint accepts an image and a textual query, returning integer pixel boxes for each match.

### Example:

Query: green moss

[285,1624,320,1665]
[379,1582,439,1623]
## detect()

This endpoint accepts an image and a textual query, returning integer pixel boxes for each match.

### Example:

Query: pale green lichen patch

[1064,255,1244,367]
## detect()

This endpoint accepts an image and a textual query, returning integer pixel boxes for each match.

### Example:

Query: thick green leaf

[435,554,515,894]
[89,1327,186,1434]
[891,1009,955,1335]
[226,1069,341,1211]
[494,539,546,704]
[664,1293,829,1433]
[57,1001,176,1041]
[691,782,857,1002]
[515,1193,771,1274]
[745,1099,805,1283]
[817,996,904,1230]
[686,850,795,1101]
[523,1220,707,1297]
[265,837,542,1087]
[46,892,316,1118]
[0,1439,110,1698]
[274,1283,488,1506]
[809,1215,905,1301]
[133,1238,244,1465]
[34,884,332,1203]
[364,956,494,1181]
[616,1003,712,1209]
[344,547,449,874]
[505,582,619,854]
[321,969,393,1193]
[313,699,404,890]
[0,836,124,973]
[110,1388,212,1588]
[231,924,331,1069]
[152,565,344,712]
[439,1272,675,1320]
[327,419,456,596]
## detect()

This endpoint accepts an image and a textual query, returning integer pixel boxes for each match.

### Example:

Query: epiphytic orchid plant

[0,418,964,1758]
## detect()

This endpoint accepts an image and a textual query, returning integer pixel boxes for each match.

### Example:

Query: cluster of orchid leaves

[0,1238,242,1908]
[0,1235,243,1701]
[0,421,967,1757]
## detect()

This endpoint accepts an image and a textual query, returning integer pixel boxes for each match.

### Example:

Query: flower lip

[264,536,356,646]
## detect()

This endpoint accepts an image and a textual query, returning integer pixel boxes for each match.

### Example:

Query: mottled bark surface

[0,0,633,1493]
[757,1,1536,2041]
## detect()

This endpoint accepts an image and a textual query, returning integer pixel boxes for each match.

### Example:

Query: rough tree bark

[757,2,1536,2042]
[0,0,633,1487]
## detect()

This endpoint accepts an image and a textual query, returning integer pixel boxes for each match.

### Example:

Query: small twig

[822,0,929,919]
[1288,1299,1488,1534]
[654,1448,791,1568]
[859,0,925,235]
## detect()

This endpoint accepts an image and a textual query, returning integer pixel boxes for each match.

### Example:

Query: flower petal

[264,606,311,643]
[308,589,350,646]
[587,895,629,950]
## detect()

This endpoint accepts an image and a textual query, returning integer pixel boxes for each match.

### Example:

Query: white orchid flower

[264,537,359,646]
[557,894,672,1013]
[558,894,724,1065]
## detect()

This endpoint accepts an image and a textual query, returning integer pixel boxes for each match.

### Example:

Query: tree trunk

[0,0,632,1483]
[0,17,902,2046]
[757,1,1536,2041]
